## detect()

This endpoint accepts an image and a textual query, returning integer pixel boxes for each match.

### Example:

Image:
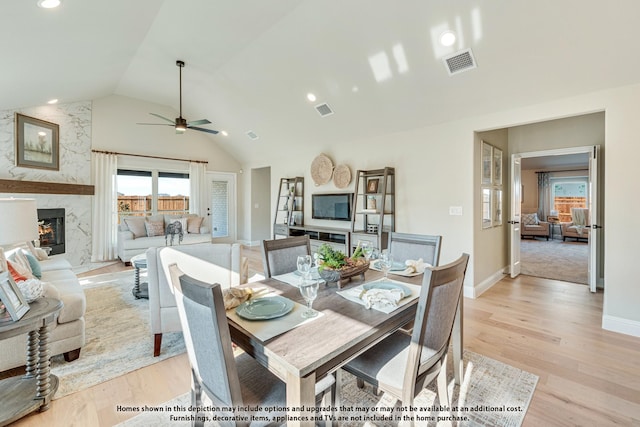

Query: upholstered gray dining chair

[338,253,469,413]
[261,235,311,278]
[387,232,442,267]
[167,263,335,426]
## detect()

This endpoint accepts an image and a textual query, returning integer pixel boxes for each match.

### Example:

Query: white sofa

[146,243,247,356]
[0,248,86,372]
[118,213,211,263]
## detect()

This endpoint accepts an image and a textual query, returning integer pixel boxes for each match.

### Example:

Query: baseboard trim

[602,315,640,338]
[465,267,508,299]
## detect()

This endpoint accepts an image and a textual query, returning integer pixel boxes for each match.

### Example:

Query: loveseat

[146,242,247,356]
[118,213,211,263]
[520,212,550,240]
[0,246,86,372]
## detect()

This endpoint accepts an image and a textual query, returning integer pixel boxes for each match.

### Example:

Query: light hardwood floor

[9,246,640,426]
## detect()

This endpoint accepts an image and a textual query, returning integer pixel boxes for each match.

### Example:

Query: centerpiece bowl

[317,243,369,288]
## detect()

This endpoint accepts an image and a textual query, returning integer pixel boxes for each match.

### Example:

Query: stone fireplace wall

[0,101,92,268]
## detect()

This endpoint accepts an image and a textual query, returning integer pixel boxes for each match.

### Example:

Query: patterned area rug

[118,351,538,427]
[520,238,588,284]
[50,270,185,398]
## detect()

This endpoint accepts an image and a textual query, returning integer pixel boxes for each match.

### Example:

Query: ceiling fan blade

[189,126,220,135]
[149,113,175,124]
[187,119,211,126]
[137,122,174,126]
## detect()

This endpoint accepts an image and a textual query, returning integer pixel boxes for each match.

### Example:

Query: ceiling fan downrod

[176,60,186,132]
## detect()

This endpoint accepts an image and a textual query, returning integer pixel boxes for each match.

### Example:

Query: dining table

[226,267,463,427]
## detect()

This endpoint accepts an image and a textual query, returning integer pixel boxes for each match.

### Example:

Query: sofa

[0,246,86,372]
[146,242,247,356]
[118,213,211,263]
[520,212,550,240]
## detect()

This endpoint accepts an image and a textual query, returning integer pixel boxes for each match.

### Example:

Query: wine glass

[379,250,394,280]
[360,241,373,262]
[297,255,312,280]
[299,279,319,318]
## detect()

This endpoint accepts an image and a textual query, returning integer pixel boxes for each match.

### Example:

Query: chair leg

[154,333,162,357]
[436,356,450,409]
[356,378,365,389]
[335,369,343,409]
[63,348,81,362]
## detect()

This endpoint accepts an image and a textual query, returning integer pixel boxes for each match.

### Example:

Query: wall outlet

[449,206,463,216]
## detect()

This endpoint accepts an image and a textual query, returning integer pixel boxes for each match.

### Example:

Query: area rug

[520,238,588,284]
[117,350,538,427]
[50,270,186,398]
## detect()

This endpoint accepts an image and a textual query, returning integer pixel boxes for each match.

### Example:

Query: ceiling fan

[137,60,219,135]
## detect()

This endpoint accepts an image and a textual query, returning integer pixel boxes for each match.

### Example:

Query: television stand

[288,225,351,254]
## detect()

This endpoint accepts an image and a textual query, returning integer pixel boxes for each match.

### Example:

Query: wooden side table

[0,297,63,426]
[131,253,149,299]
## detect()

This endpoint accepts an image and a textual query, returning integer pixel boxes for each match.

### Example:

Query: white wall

[241,83,640,337]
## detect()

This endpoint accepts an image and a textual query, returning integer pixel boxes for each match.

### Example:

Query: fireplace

[37,208,65,255]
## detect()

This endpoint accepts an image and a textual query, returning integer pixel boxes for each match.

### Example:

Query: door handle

[507,220,520,224]
[591,224,602,229]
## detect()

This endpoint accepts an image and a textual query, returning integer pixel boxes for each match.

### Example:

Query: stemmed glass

[299,279,319,318]
[379,250,394,280]
[297,255,312,280]
[360,241,373,262]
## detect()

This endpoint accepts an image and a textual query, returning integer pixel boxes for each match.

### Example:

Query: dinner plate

[235,296,294,320]
[373,260,406,271]
[293,267,321,280]
[363,281,411,298]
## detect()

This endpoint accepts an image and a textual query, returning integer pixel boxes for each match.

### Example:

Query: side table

[0,297,63,426]
[131,253,149,299]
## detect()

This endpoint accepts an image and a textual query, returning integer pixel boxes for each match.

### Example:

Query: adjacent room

[0,1,639,426]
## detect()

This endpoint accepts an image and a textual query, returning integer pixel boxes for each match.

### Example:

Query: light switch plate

[449,206,463,216]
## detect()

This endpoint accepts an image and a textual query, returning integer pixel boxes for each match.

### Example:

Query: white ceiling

[3,0,640,163]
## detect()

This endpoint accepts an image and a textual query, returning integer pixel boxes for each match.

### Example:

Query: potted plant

[317,243,369,288]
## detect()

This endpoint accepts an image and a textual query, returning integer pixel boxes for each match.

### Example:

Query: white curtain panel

[189,162,207,218]
[91,152,118,261]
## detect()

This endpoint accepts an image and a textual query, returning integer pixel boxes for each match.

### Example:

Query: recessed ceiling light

[221,131,228,136]
[306,93,317,102]
[37,0,61,8]
[47,99,58,104]
[440,31,456,47]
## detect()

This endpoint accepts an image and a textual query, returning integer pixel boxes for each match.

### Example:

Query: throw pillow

[11,250,34,279]
[144,220,165,237]
[522,213,539,226]
[16,278,44,303]
[23,251,42,279]
[32,247,50,261]
[124,217,148,239]
[7,261,30,282]
[187,216,204,234]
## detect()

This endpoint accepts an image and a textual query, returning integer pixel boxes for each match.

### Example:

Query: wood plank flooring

[8,246,640,426]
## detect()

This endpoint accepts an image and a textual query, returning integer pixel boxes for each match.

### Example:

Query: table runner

[336,278,422,314]
[227,294,323,342]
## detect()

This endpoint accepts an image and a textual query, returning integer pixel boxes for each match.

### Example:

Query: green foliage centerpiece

[317,243,369,288]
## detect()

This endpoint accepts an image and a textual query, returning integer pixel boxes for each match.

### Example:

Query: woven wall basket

[310,154,334,186]
[333,164,351,189]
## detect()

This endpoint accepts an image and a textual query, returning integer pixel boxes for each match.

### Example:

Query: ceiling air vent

[443,48,477,76]
[315,103,334,117]
[246,130,259,140]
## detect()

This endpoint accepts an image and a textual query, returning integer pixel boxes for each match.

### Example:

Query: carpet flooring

[519,238,588,284]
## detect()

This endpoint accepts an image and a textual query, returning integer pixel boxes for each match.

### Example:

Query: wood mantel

[0,179,94,195]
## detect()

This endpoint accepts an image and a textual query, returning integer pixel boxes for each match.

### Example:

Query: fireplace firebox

[37,208,65,255]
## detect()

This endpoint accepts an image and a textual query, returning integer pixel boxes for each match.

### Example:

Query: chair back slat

[387,232,442,266]
[168,264,243,408]
[261,235,311,277]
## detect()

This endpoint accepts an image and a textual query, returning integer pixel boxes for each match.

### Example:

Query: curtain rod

[535,169,588,174]
[91,149,208,164]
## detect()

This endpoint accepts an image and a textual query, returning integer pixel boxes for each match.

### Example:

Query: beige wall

[521,170,538,213]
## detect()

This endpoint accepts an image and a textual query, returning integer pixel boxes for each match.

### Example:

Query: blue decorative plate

[373,261,406,271]
[235,296,294,320]
[363,281,411,298]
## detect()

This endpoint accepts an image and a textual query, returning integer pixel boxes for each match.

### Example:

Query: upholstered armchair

[520,213,550,240]
[561,208,590,242]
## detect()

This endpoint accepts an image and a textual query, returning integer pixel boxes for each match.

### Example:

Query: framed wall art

[493,147,503,186]
[15,113,60,171]
[481,141,493,185]
[0,271,30,321]
[366,178,379,193]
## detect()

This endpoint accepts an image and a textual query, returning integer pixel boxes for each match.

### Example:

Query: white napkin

[402,258,431,275]
[360,288,404,310]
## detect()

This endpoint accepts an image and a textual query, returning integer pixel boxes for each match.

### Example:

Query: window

[117,169,189,223]
[551,179,587,222]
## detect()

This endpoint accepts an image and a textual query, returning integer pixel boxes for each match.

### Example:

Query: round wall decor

[333,164,351,189]
[310,154,334,186]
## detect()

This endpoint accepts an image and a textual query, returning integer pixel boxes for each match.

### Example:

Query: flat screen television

[312,193,353,221]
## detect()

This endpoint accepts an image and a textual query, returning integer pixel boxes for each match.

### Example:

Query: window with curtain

[550,179,588,222]
[117,169,189,223]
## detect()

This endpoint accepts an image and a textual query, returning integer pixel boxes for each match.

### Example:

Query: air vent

[443,48,477,75]
[246,130,259,140]
[315,103,334,117]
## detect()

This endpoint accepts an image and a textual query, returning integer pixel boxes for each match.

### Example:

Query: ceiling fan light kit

[137,60,219,135]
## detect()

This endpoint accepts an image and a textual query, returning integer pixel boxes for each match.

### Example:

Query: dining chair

[387,232,442,267]
[261,235,311,278]
[337,253,470,415]
[167,263,335,426]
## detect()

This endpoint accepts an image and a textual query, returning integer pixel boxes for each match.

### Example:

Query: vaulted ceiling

[3,0,639,164]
